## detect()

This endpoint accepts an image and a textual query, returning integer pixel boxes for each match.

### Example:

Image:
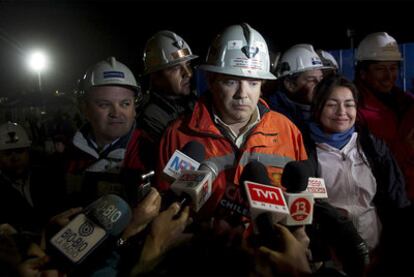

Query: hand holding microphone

[48,194,132,266]
[131,202,193,275]
[121,187,161,241]
[256,224,311,276]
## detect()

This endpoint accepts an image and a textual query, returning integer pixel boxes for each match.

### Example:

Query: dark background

[0,0,412,97]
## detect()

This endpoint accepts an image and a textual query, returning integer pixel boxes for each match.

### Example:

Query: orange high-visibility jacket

[156,97,308,220]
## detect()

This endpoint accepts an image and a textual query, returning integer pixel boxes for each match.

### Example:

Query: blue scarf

[309,122,355,149]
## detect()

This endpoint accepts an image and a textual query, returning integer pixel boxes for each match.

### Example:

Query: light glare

[28,51,47,72]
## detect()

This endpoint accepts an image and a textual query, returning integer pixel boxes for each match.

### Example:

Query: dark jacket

[267,89,313,148]
[0,152,67,234]
[136,91,197,144]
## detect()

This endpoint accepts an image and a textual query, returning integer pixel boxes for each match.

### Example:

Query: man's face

[285,69,323,105]
[209,74,262,125]
[152,61,193,96]
[360,61,399,94]
[84,86,136,146]
[0,148,30,178]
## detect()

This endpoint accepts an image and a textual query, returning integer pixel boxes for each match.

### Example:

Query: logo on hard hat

[103,71,125,79]
[242,46,259,59]
[311,57,323,65]
[173,40,185,49]
[5,131,19,144]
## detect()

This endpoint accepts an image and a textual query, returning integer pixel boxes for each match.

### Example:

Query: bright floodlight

[28,51,47,72]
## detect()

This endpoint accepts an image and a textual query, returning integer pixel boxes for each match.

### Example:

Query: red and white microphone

[280,160,314,226]
[240,161,289,232]
[243,180,289,226]
[240,161,289,251]
[170,160,218,212]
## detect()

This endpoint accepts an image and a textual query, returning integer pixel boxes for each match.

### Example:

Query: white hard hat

[317,50,339,69]
[82,57,139,93]
[277,44,326,78]
[356,32,402,62]
[0,122,31,151]
[143,31,198,74]
[199,23,276,80]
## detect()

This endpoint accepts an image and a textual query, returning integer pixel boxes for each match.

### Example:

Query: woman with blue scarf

[306,74,412,275]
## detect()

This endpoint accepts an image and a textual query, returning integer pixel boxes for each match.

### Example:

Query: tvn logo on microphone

[164,150,201,179]
[244,182,289,214]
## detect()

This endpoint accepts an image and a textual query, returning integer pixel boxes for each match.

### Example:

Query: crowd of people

[0,23,413,276]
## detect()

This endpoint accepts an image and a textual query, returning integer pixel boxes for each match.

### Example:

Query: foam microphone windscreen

[181,141,205,163]
[281,160,314,193]
[240,160,271,186]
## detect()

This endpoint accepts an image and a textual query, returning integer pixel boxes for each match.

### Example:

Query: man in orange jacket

[156,23,307,224]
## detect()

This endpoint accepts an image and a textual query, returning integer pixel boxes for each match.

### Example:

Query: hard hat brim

[199,64,277,80]
[144,55,198,75]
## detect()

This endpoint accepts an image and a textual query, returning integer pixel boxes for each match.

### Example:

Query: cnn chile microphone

[170,160,218,212]
[49,194,132,265]
[240,161,289,250]
[280,160,315,226]
[163,141,205,180]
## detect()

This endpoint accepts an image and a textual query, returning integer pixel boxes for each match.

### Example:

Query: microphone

[49,194,132,265]
[170,160,218,212]
[311,201,370,276]
[280,160,314,226]
[121,168,155,207]
[306,177,328,199]
[163,141,205,180]
[240,160,289,250]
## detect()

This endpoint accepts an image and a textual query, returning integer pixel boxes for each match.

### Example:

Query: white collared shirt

[316,132,382,250]
[213,106,260,148]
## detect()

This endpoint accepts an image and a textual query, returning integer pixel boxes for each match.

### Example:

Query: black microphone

[121,168,155,207]
[281,159,314,193]
[181,141,205,164]
[311,201,370,276]
[48,194,132,268]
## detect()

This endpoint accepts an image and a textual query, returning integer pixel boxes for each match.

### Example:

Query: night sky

[0,0,412,98]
